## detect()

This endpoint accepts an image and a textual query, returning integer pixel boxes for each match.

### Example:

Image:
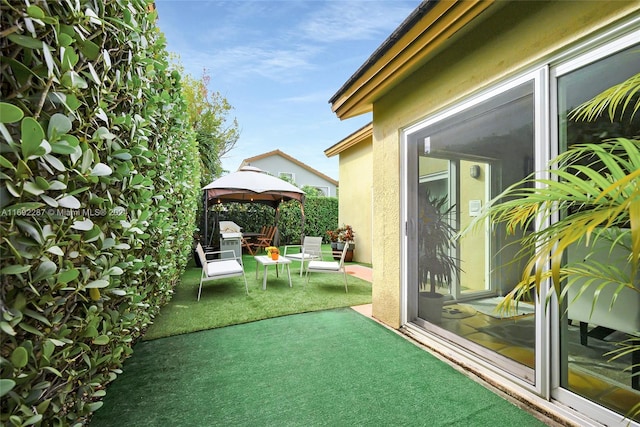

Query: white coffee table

[254,256,292,290]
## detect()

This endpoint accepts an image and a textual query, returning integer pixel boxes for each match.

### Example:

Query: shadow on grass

[143,253,372,340]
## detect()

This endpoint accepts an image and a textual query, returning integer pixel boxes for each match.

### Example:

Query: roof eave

[242,149,339,185]
[330,0,495,120]
[324,122,373,158]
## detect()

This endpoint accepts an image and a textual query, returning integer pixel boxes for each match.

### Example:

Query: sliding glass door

[403,26,639,423]
[405,76,538,382]
[553,40,640,421]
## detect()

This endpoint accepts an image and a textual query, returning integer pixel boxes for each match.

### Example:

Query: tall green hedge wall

[216,196,339,245]
[0,1,200,425]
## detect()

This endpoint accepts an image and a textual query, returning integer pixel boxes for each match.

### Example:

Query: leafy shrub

[217,197,338,245]
[0,1,200,425]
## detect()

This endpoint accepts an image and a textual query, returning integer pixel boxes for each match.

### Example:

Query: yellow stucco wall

[338,137,373,264]
[369,1,639,329]
[458,160,487,292]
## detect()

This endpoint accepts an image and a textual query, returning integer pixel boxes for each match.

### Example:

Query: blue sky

[154,0,420,180]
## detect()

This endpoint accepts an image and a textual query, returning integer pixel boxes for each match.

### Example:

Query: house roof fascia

[241,149,339,186]
[324,122,373,158]
[330,0,495,120]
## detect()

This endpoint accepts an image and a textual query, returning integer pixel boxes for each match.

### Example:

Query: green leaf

[40,195,57,208]
[61,71,88,89]
[7,34,42,49]
[35,176,50,190]
[84,225,101,242]
[61,47,79,72]
[47,245,64,256]
[71,218,93,231]
[0,155,14,169]
[48,113,72,139]
[26,5,45,19]
[3,57,36,87]
[90,163,112,176]
[42,366,62,376]
[0,379,16,398]
[19,323,44,336]
[86,279,109,288]
[59,33,74,47]
[57,195,80,208]
[81,148,94,172]
[36,399,51,414]
[111,150,132,160]
[78,39,100,60]
[83,326,99,338]
[1,321,16,336]
[85,401,104,412]
[0,265,31,275]
[57,268,79,284]
[32,260,57,282]
[95,127,116,140]
[16,218,44,244]
[24,309,52,327]
[24,414,43,426]
[21,117,45,159]
[92,335,109,345]
[44,154,66,172]
[23,181,45,196]
[0,102,24,123]
[50,141,77,154]
[64,93,82,110]
[11,346,29,368]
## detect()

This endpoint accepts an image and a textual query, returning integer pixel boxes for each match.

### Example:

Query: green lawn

[143,249,372,340]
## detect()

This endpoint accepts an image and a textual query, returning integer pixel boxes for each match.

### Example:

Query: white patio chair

[195,243,248,300]
[282,236,323,276]
[305,243,350,293]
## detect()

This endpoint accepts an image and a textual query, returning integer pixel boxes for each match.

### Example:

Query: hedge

[216,196,339,245]
[0,1,200,425]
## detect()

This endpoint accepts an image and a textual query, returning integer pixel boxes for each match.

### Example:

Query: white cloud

[170,43,318,85]
[298,1,416,43]
[279,90,333,104]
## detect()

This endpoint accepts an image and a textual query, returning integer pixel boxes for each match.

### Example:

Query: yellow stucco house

[329,1,640,425]
[324,123,373,264]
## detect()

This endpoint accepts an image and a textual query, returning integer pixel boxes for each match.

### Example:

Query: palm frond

[569,73,640,122]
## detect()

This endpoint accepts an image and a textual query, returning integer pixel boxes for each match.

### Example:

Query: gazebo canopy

[203,166,305,207]
[201,166,306,246]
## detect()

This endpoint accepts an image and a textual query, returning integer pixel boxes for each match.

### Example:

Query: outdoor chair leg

[242,274,249,295]
[343,271,348,293]
[198,275,204,301]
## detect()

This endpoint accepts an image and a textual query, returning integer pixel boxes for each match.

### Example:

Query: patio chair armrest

[283,244,302,256]
[204,249,244,265]
[317,250,340,261]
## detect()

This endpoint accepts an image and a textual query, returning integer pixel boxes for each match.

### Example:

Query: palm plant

[418,192,459,295]
[460,72,639,417]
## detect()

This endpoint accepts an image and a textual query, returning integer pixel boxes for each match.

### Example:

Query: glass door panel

[556,43,640,420]
[408,79,537,381]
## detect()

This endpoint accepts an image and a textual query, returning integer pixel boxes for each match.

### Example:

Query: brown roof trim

[329,0,437,105]
[241,149,339,186]
[324,122,372,158]
[329,0,494,120]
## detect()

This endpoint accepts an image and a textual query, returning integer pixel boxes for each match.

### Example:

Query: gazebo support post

[203,190,208,246]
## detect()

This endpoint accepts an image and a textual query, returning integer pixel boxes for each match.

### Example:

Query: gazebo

[201,166,306,246]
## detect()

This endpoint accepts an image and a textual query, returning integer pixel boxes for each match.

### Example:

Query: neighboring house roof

[329,0,495,120]
[240,149,339,186]
[324,122,372,158]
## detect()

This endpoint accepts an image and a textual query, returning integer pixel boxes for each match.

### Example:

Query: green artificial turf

[90,308,547,426]
[142,252,372,340]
